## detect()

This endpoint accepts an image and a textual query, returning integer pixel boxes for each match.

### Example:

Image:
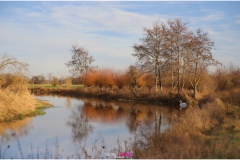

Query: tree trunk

[170,53,174,90]
[158,67,162,91]
[177,49,181,94]
[155,60,159,92]
[193,61,198,99]
[171,71,174,90]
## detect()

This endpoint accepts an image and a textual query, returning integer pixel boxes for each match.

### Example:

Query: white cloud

[46,4,159,35]
[202,12,224,22]
[188,12,224,25]
[235,20,240,24]
[235,15,240,24]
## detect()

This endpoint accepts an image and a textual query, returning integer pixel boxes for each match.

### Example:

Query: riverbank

[0,88,52,122]
[131,97,240,158]
[29,87,196,106]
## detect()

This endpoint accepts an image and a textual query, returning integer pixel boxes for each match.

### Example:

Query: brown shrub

[113,70,128,89]
[0,74,28,92]
[82,70,97,87]
[219,88,240,106]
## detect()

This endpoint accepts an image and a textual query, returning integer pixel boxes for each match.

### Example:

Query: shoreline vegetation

[0,55,53,123]
[29,86,192,105]
[0,75,53,123]
[0,88,52,123]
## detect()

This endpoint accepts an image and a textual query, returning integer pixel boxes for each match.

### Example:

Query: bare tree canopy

[132,18,220,98]
[0,54,28,75]
[66,45,95,77]
[187,28,221,98]
[132,20,168,92]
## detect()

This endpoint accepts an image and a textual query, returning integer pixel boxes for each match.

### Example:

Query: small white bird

[179,100,187,110]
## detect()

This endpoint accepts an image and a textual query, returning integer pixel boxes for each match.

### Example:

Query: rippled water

[0,96,178,158]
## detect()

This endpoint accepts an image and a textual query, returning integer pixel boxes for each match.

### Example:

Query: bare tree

[0,54,28,75]
[31,75,46,84]
[52,76,59,86]
[64,76,73,87]
[132,18,221,99]
[132,21,168,92]
[167,18,192,94]
[47,73,53,83]
[66,45,95,77]
[187,29,220,99]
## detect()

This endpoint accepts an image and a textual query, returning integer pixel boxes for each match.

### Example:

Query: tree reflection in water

[0,96,178,158]
[81,101,125,124]
[65,97,72,109]
[127,105,155,133]
[0,117,33,141]
[80,98,169,134]
[66,98,174,158]
[67,104,93,144]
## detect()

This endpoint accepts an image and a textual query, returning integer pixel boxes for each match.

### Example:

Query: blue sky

[0,1,240,78]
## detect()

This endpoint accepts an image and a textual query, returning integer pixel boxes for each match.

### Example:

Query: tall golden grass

[0,74,37,122]
[0,88,37,122]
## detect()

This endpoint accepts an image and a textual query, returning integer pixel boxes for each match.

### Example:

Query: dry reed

[0,88,37,122]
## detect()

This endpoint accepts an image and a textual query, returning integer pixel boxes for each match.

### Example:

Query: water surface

[0,96,178,158]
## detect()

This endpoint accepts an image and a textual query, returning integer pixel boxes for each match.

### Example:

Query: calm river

[0,96,178,158]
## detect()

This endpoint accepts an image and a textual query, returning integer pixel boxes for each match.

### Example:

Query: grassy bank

[0,74,53,122]
[29,86,194,106]
[28,84,83,89]
[0,88,35,122]
[0,88,52,122]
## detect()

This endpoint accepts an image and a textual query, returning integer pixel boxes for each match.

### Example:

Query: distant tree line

[29,74,75,86]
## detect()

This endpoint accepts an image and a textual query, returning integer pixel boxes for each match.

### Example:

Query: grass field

[28,84,84,89]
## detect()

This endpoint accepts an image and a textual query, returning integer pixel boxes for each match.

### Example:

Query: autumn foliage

[82,68,125,89]
[81,67,155,90]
